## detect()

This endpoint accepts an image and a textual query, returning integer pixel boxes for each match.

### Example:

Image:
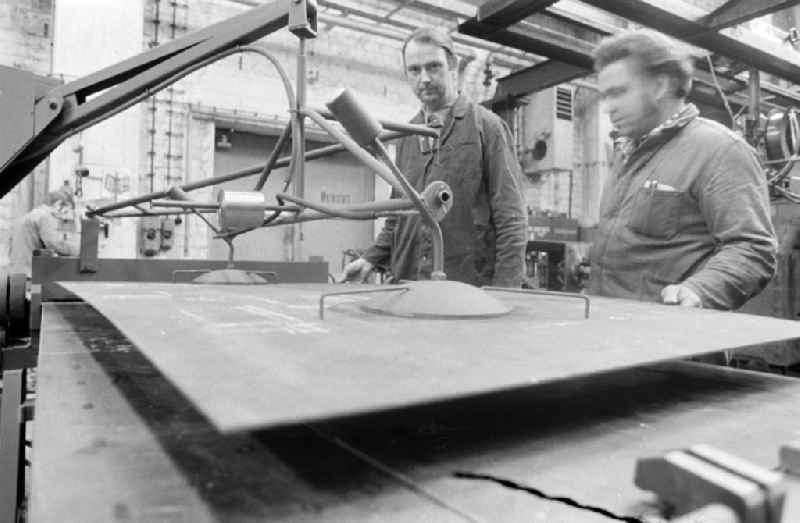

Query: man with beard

[589,29,776,310]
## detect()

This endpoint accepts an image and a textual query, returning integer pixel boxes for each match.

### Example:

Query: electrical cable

[767,159,796,185]
[23,45,296,170]
[705,55,737,129]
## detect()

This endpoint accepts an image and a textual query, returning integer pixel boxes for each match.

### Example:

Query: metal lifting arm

[0,0,316,198]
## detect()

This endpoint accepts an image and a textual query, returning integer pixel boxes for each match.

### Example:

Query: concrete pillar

[49,0,145,258]
[575,85,613,228]
[185,112,215,259]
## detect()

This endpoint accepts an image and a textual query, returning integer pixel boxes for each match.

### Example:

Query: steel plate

[59,282,800,433]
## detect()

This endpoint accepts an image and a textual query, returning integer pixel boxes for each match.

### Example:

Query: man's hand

[343,258,374,283]
[661,284,702,308]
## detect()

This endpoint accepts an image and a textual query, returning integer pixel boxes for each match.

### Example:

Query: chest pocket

[628,187,684,240]
[438,140,478,162]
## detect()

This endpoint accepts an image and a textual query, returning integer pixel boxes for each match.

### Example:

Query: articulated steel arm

[0,0,316,198]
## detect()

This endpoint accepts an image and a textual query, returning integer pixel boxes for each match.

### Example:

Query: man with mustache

[344,28,526,287]
[590,29,776,310]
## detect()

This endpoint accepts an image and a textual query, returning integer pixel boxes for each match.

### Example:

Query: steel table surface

[57,281,800,434]
[31,302,800,522]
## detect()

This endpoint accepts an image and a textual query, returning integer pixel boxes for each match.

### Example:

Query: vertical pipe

[148,101,157,193]
[567,169,573,219]
[747,67,760,146]
[152,0,160,46]
[165,1,178,188]
[292,37,307,261]
[510,102,519,157]
[147,0,161,194]
[183,108,193,258]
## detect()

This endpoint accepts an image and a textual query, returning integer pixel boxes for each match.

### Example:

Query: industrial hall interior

[8,0,800,521]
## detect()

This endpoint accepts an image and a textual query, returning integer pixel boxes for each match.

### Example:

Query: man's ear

[653,74,672,101]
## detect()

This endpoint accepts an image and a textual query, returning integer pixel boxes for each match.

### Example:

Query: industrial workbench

[28,284,800,522]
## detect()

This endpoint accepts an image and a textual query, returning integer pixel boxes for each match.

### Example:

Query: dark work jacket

[363,95,527,287]
[589,105,777,309]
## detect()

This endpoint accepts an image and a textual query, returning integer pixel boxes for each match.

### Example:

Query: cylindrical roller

[217,190,267,232]
[0,271,9,331]
[326,88,383,147]
[8,273,27,338]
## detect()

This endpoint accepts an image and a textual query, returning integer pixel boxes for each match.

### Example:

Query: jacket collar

[410,94,469,124]
[451,94,469,119]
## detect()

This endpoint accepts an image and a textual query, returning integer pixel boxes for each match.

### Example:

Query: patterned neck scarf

[615,103,697,162]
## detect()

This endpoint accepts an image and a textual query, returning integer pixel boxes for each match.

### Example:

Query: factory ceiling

[457,0,800,108]
[234,0,800,109]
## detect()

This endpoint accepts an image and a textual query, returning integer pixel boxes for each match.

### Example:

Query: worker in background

[589,29,777,310]
[344,27,527,287]
[9,187,79,278]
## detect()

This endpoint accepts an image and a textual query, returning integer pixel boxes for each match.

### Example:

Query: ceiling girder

[460,18,596,69]
[461,7,798,110]
[494,59,589,98]
[476,0,558,26]
[461,0,800,109]
[317,0,537,67]
[577,0,800,84]
[698,0,800,34]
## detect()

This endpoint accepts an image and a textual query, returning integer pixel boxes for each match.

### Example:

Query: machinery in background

[524,210,590,292]
[761,106,800,201]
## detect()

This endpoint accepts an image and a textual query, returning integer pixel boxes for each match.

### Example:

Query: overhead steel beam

[459,17,596,69]
[476,0,558,26]
[317,0,536,67]
[698,0,800,33]
[461,9,795,110]
[495,59,589,98]
[577,0,800,84]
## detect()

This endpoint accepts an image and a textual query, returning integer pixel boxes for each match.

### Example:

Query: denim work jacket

[364,95,527,287]
[589,104,777,309]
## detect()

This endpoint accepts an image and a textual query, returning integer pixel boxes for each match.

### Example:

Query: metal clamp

[635,444,785,523]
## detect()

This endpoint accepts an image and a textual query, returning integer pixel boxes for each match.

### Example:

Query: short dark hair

[592,29,693,98]
[402,27,458,70]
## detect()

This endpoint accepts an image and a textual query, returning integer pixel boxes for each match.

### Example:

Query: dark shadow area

[293,359,786,469]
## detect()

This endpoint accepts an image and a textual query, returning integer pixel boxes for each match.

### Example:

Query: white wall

[50,0,145,258]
